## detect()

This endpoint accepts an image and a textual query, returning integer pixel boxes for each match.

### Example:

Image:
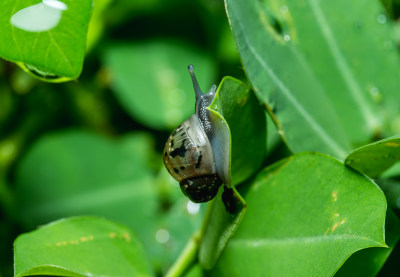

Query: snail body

[163,65,226,203]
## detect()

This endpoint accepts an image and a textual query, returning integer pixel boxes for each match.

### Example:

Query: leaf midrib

[230,234,383,247]
[308,0,379,130]
[226,0,347,158]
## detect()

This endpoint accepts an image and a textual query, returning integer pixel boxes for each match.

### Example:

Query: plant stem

[165,230,200,277]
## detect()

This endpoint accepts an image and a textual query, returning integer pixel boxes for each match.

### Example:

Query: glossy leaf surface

[209,77,266,185]
[335,208,400,277]
[0,0,93,81]
[211,152,386,276]
[14,216,152,277]
[225,0,400,158]
[345,135,400,178]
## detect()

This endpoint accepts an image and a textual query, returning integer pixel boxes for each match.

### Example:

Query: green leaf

[14,216,153,277]
[0,0,93,81]
[335,208,400,277]
[15,130,155,229]
[345,135,400,178]
[15,130,158,251]
[209,77,266,185]
[225,0,400,158]
[211,152,386,276]
[199,186,246,269]
[104,40,216,130]
[15,130,204,270]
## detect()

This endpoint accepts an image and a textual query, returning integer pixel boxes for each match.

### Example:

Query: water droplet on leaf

[283,34,291,42]
[10,0,68,32]
[280,5,288,13]
[155,229,170,244]
[377,14,387,24]
[368,86,382,103]
[23,63,62,80]
[43,0,68,10]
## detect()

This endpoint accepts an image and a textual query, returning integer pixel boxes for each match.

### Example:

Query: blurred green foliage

[2,0,400,276]
[0,0,244,275]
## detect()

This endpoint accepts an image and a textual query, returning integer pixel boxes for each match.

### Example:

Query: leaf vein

[231,235,382,247]
[308,0,378,130]
[228,1,346,157]
[48,31,74,74]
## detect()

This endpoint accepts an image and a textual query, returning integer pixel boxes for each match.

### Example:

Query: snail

[163,65,230,203]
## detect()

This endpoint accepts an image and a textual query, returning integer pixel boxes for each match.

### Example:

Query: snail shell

[163,65,227,203]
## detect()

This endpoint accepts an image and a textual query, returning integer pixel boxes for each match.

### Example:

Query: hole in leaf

[270,17,283,35]
[257,0,288,40]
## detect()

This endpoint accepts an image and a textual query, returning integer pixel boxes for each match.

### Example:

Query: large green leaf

[225,0,400,159]
[209,77,266,185]
[14,216,152,277]
[0,0,93,81]
[104,40,216,130]
[345,135,400,178]
[15,130,203,270]
[211,152,386,276]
